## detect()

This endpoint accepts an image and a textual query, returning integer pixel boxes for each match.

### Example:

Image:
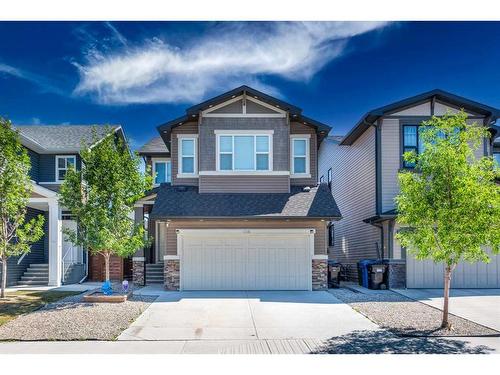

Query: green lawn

[0,290,81,326]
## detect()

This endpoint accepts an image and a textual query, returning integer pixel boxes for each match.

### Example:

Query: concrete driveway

[395,289,500,331]
[118,290,379,341]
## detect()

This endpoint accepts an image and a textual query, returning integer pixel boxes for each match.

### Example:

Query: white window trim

[177,134,198,178]
[290,135,311,178]
[152,157,171,186]
[215,133,273,172]
[55,155,77,183]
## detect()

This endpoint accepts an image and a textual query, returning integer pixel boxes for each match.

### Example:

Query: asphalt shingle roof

[14,125,120,152]
[138,136,170,154]
[150,183,341,219]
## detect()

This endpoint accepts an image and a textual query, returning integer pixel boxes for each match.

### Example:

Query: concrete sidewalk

[394,288,500,331]
[1,336,499,354]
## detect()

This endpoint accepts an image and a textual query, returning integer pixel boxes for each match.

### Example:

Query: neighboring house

[0,125,125,286]
[134,85,341,291]
[319,89,500,289]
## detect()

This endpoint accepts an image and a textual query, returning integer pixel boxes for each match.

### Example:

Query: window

[328,223,335,247]
[319,175,324,183]
[178,136,197,175]
[56,155,76,181]
[494,152,500,167]
[217,134,271,171]
[327,168,332,189]
[153,159,171,184]
[291,136,310,176]
[402,125,450,168]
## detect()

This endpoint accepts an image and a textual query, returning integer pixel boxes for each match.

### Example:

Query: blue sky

[1,21,499,150]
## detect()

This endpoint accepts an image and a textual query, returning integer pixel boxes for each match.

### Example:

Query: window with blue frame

[402,125,421,168]
[153,160,171,184]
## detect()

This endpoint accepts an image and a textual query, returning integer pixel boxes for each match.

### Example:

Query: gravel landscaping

[329,287,499,337]
[0,292,157,341]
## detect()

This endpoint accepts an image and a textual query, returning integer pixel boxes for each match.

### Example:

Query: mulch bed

[329,287,499,337]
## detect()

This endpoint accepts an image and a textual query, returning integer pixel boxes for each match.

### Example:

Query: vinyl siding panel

[199,117,289,172]
[199,175,290,193]
[0,208,47,286]
[171,122,199,186]
[290,122,317,186]
[27,148,40,182]
[318,128,379,276]
[391,101,431,116]
[161,219,327,256]
[381,118,401,212]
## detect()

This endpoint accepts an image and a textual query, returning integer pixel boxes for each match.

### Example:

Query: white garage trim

[177,228,315,291]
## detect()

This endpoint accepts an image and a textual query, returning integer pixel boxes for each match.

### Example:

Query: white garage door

[407,252,500,288]
[178,229,313,291]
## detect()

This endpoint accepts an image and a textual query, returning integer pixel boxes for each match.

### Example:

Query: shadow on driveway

[311,330,494,354]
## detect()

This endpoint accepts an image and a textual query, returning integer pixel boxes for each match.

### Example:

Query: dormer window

[215,131,273,172]
[56,155,76,182]
[152,158,171,185]
[290,135,310,177]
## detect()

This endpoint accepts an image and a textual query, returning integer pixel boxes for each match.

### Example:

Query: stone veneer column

[312,258,328,290]
[132,257,145,286]
[383,259,406,289]
[164,258,180,290]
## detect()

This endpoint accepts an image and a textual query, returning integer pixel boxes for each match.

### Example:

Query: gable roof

[150,183,341,219]
[156,85,332,150]
[341,89,500,145]
[13,125,122,153]
[137,136,170,155]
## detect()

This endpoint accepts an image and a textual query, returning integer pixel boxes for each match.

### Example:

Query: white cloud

[74,22,389,105]
[0,62,64,95]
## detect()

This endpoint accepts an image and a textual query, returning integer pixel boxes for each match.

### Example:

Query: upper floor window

[402,125,425,168]
[327,168,332,189]
[178,136,198,176]
[153,159,171,185]
[216,133,272,171]
[494,152,500,168]
[291,135,310,177]
[56,155,76,182]
[319,175,324,183]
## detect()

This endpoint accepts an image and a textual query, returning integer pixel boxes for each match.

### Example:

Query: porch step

[145,263,164,285]
[17,263,49,286]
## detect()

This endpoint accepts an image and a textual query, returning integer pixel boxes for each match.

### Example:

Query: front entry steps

[63,263,85,285]
[146,263,164,284]
[18,263,49,285]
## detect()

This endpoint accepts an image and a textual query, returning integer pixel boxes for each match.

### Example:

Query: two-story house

[319,89,500,289]
[133,86,341,291]
[1,125,125,287]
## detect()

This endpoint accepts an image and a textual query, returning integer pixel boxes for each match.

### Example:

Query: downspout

[372,118,384,258]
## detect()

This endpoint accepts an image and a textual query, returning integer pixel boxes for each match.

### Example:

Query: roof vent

[176,186,187,192]
[303,186,311,192]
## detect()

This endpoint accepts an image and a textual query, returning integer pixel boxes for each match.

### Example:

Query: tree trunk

[441,264,454,329]
[1,257,7,299]
[103,252,110,282]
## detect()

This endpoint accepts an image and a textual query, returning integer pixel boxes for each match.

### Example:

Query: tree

[396,112,500,329]
[0,118,45,298]
[59,127,153,282]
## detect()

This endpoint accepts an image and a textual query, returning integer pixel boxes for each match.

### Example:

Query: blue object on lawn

[358,260,378,288]
[102,281,113,295]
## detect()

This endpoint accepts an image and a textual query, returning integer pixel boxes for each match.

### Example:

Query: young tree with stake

[59,128,153,283]
[0,118,45,298]
[396,112,500,329]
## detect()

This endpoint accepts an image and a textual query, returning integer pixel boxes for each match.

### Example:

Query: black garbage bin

[368,263,387,289]
[328,262,341,288]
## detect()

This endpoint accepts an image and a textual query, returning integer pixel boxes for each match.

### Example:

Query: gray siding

[27,148,40,182]
[199,175,290,193]
[199,117,289,172]
[318,128,380,277]
[171,122,199,186]
[0,208,47,286]
[39,154,82,182]
[290,122,318,186]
